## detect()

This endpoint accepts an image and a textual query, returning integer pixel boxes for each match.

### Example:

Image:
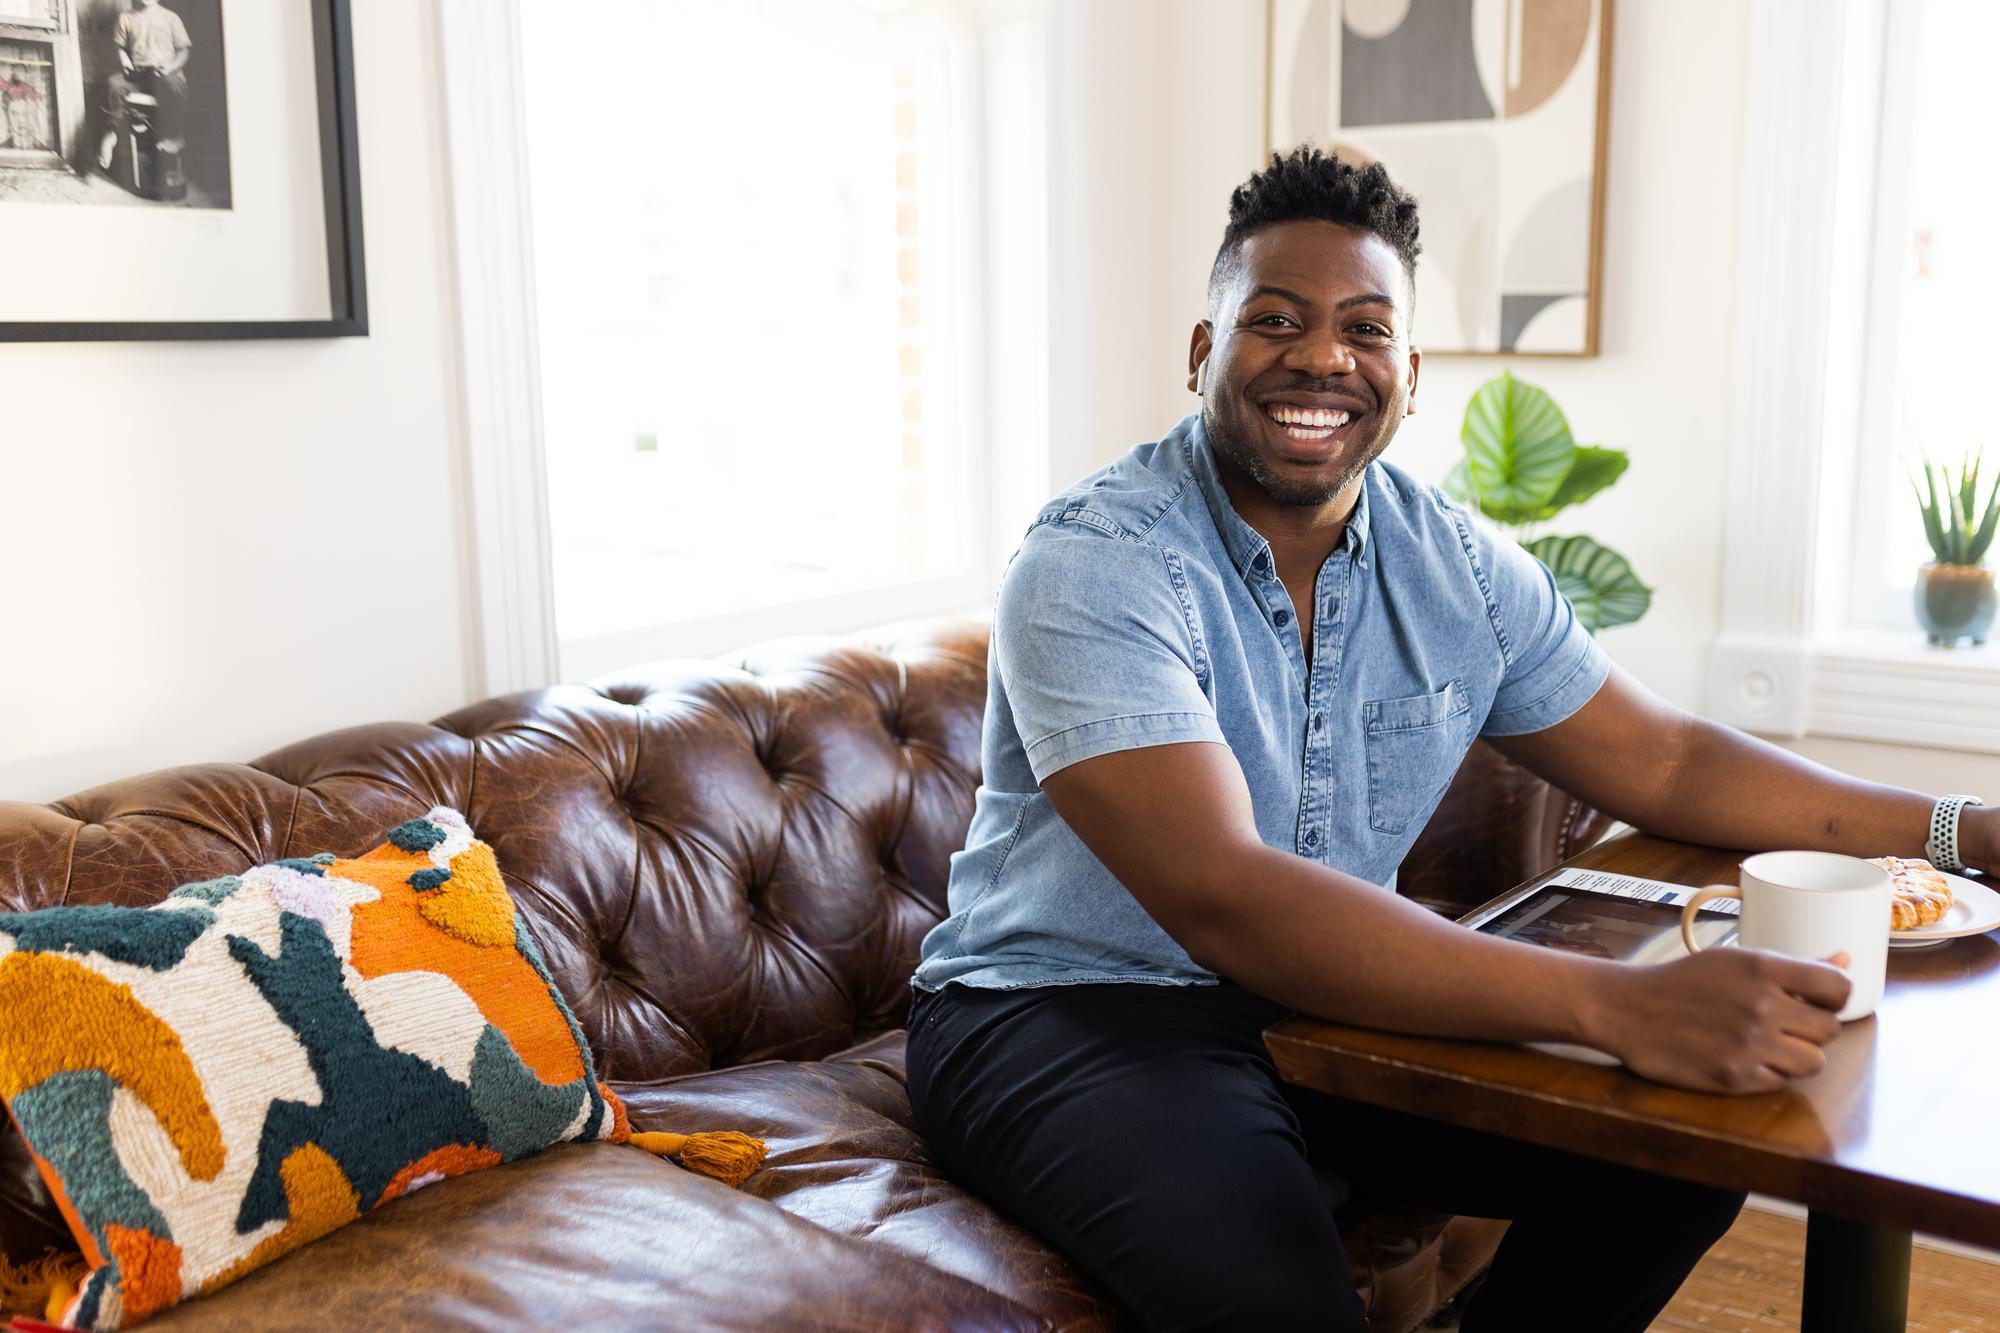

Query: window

[1842,0,2000,630]
[1707,0,2000,749]
[517,0,1028,677]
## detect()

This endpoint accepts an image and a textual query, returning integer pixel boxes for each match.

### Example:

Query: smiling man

[905,147,1996,1331]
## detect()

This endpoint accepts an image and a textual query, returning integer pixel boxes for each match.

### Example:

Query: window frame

[1706,0,2000,755]
[440,0,1050,693]
[1840,0,1938,632]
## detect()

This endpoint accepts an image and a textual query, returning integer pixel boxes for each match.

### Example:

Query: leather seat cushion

[616,1031,1123,1331]
[140,1142,1047,1331]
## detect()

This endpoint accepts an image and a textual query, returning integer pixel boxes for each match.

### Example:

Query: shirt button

[1253,552,1270,573]
[1273,609,1292,627]
[1304,829,1320,848]
[1312,713,1324,731]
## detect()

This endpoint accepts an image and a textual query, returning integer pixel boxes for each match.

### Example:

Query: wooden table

[1265,832,2000,1332]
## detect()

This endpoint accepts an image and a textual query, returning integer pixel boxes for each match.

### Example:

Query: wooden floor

[1650,1208,2000,1331]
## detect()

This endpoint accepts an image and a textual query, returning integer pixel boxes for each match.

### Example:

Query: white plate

[1889,872,2000,948]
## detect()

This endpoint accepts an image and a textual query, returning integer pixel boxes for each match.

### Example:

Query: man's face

[1188,221,1420,509]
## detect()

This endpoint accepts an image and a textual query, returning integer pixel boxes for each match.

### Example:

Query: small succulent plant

[1911,453,2000,568]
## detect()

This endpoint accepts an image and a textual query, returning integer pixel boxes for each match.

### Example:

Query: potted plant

[1417,370,1639,895]
[1910,454,1999,646]
[1441,371,1651,632]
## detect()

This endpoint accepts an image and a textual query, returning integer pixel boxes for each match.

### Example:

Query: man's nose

[1286,329,1356,378]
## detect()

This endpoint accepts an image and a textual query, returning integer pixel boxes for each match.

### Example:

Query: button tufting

[752,740,785,783]
[5,622,1000,1101]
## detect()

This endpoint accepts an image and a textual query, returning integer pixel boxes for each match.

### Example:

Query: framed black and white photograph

[0,0,363,339]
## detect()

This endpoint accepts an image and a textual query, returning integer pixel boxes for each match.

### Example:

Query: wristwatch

[1926,794,1983,873]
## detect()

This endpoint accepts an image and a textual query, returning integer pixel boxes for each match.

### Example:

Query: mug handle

[1680,885,1742,955]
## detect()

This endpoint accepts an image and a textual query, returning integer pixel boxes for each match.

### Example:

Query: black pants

[907,981,1744,1332]
[106,68,188,145]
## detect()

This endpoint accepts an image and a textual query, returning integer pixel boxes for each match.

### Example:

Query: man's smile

[1259,398,1369,460]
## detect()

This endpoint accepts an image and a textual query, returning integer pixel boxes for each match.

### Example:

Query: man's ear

[1404,345,1421,416]
[1187,322,1214,395]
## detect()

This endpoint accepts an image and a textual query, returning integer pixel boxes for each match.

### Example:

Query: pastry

[1869,856,1956,930]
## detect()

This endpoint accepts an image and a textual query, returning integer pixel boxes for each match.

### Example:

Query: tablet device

[1459,868,1740,965]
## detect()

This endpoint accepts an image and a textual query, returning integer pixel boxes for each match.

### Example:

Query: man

[906,146,1996,1331]
[97,0,192,173]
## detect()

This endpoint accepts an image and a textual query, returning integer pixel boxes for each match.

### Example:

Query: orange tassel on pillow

[627,1130,767,1188]
[0,1249,86,1324]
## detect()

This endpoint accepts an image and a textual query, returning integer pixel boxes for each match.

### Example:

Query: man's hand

[1582,948,1851,1094]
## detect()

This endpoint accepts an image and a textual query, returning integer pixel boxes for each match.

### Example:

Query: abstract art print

[1268,0,1614,356]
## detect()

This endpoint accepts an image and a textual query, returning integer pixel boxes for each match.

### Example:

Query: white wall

[0,0,477,805]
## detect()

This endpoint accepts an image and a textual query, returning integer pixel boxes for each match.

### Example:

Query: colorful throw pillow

[0,808,763,1330]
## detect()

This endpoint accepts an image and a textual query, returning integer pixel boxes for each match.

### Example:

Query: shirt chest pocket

[1363,681,1471,835]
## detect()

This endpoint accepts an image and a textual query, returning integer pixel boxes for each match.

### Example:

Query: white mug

[1678,850,1892,1022]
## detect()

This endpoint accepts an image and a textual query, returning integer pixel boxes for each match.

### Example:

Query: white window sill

[1816,627,2000,669]
[1710,628,2000,755]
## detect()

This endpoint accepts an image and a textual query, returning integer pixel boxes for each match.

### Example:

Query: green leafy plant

[1910,452,2000,567]
[1442,371,1651,633]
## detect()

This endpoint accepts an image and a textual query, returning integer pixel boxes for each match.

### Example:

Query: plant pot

[1914,562,1996,647]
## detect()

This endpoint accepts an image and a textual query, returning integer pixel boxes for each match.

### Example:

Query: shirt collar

[1185,414,1374,583]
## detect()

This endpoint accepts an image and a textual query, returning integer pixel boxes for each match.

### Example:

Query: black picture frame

[0,0,366,342]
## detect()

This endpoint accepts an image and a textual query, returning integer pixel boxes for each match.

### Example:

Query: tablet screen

[1475,882,1738,965]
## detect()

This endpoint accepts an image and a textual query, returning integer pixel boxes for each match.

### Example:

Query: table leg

[1801,1210,1911,1333]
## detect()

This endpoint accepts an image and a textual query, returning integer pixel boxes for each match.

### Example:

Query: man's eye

[1253,314,1294,328]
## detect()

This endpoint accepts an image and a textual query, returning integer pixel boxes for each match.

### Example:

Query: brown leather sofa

[0,620,1605,1331]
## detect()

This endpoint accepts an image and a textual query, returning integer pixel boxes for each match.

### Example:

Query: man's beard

[1205,408,1390,508]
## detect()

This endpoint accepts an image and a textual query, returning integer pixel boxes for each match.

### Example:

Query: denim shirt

[912,414,1609,993]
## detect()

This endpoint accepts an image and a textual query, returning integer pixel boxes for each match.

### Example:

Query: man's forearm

[1180,842,1616,1045]
[1642,717,1940,859]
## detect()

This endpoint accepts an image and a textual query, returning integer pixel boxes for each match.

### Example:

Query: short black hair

[1207,145,1422,313]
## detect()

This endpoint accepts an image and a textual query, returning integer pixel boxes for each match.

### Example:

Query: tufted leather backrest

[0,617,1601,1264]
[0,622,987,1086]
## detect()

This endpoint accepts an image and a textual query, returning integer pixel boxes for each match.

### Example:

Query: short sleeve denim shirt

[912,414,1609,993]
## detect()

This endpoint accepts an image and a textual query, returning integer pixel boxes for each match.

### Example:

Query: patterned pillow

[0,808,762,1330]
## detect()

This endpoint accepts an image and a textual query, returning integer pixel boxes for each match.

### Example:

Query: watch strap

[1927,794,1983,872]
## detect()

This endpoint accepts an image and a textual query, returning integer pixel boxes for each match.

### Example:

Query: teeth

[1267,405,1351,429]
